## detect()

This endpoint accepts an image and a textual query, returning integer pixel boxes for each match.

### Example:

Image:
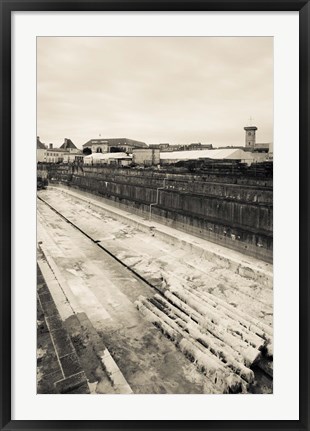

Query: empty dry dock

[37,187,273,394]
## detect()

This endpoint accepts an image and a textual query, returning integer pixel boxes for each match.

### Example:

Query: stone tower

[244,126,257,148]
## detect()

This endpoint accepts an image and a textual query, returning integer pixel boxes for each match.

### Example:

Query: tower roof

[244,126,258,131]
[59,138,77,150]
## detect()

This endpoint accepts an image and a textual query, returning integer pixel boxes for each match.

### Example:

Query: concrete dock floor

[37,187,273,394]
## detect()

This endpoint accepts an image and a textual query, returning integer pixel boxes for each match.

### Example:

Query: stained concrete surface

[37,187,273,394]
[40,188,273,325]
[38,199,218,394]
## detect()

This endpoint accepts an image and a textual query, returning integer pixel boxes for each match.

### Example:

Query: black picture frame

[1,1,309,430]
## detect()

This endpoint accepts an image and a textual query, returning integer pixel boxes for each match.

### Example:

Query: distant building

[83,138,147,155]
[132,148,160,166]
[149,143,173,151]
[161,144,183,152]
[188,143,213,150]
[160,148,266,165]
[37,137,82,163]
[243,126,271,153]
[244,126,257,148]
[59,138,80,154]
[45,144,64,163]
[84,152,132,166]
[253,143,270,153]
[82,139,109,155]
[159,143,170,151]
[149,142,212,152]
[37,137,47,162]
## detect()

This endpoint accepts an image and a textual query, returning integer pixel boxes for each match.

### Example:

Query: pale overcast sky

[37,37,273,149]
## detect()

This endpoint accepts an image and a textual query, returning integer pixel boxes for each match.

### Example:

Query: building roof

[48,148,67,152]
[37,137,46,149]
[83,138,147,148]
[84,152,132,160]
[132,148,159,152]
[59,138,77,150]
[160,148,253,161]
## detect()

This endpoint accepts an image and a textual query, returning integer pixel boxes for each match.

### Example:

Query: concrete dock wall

[38,164,273,262]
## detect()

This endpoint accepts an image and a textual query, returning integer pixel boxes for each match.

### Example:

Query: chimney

[49,143,53,149]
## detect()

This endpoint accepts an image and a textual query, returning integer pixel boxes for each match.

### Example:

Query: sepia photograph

[36,36,273,395]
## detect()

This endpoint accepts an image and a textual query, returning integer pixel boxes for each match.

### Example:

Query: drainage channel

[38,195,162,294]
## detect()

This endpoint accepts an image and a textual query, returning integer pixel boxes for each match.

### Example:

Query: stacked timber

[135,284,273,394]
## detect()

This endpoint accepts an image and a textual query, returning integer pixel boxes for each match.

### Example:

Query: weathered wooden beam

[136,297,247,393]
[170,287,265,351]
[152,294,254,384]
[159,290,261,366]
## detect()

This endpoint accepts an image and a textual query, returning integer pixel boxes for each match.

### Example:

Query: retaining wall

[38,164,273,262]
